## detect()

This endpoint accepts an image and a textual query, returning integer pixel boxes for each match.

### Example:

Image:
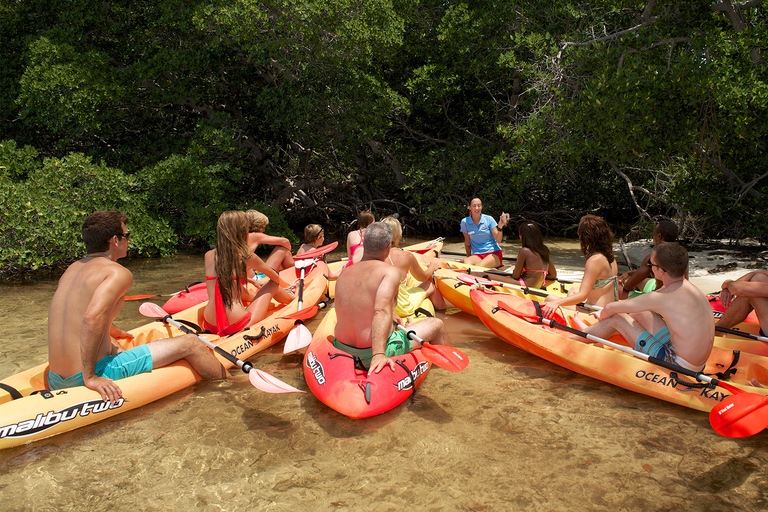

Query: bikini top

[345,229,365,268]
[592,275,620,302]
[204,276,251,335]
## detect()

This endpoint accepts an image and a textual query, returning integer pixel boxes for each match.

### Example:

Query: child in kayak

[574,242,714,371]
[460,197,508,268]
[298,224,342,278]
[505,221,557,289]
[542,214,618,318]
[245,209,295,271]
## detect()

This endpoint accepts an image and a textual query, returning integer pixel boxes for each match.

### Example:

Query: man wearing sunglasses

[47,210,226,405]
[575,242,714,372]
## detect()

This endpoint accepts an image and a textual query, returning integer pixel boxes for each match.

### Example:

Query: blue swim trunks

[635,327,672,359]
[48,344,154,390]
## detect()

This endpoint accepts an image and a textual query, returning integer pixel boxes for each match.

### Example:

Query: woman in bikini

[460,197,508,268]
[345,210,375,267]
[203,211,293,336]
[380,216,447,312]
[542,214,618,318]
[506,222,557,289]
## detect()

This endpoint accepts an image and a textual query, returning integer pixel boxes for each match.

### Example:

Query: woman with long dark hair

[542,214,617,318]
[506,222,556,288]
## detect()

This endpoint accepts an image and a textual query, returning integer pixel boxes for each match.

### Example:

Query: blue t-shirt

[460,214,500,255]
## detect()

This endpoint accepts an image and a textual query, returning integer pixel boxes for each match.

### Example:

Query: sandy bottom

[1,238,767,511]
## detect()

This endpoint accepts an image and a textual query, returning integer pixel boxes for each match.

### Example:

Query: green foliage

[0,141,176,278]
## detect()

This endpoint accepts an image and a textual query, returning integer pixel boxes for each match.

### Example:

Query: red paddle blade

[710,392,768,438]
[283,324,312,353]
[420,343,469,372]
[249,369,305,393]
[455,273,495,286]
[294,241,339,260]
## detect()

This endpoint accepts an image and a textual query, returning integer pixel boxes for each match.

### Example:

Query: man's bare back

[333,258,400,348]
[49,257,132,379]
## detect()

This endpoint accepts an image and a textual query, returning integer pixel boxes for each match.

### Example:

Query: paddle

[125,282,202,301]
[139,302,304,393]
[451,267,578,285]
[715,325,768,343]
[294,241,339,261]
[440,250,517,263]
[283,258,314,353]
[392,322,469,372]
[453,272,550,299]
[494,300,768,437]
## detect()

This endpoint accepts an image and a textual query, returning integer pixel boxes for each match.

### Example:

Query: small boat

[471,288,768,413]
[0,262,328,449]
[303,306,432,419]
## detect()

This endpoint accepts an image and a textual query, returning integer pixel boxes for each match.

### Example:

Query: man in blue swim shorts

[574,242,714,372]
[48,210,227,404]
[333,222,453,374]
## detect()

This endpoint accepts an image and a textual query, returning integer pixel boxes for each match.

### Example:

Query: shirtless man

[574,242,714,371]
[716,270,768,335]
[617,220,680,299]
[48,210,226,404]
[333,222,450,374]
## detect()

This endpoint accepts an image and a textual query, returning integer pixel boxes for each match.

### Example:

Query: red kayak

[303,308,430,419]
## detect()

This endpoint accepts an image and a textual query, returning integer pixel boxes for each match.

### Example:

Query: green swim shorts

[332,328,413,367]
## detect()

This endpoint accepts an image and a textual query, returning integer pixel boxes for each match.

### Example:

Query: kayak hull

[471,289,768,413]
[303,308,430,419]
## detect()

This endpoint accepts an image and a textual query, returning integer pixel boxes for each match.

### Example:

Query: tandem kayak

[0,261,329,450]
[303,306,432,419]
[470,288,768,413]
[434,262,567,315]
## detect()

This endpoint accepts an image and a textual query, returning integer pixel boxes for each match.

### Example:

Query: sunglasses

[115,232,131,241]
[648,261,665,273]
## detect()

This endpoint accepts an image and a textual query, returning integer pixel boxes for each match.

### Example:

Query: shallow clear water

[1,237,766,511]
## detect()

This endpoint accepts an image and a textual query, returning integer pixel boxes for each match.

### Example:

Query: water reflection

[1,237,766,510]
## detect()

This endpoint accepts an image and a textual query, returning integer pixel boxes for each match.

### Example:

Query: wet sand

[1,238,767,511]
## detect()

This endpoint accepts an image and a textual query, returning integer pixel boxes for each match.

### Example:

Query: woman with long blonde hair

[203,211,293,335]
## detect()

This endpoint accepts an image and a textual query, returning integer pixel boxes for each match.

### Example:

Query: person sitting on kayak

[506,221,557,289]
[716,270,768,336]
[204,211,294,336]
[460,197,508,268]
[542,214,618,318]
[574,242,714,371]
[345,210,375,267]
[298,224,342,279]
[380,215,447,312]
[47,210,227,404]
[245,209,295,271]
[333,222,451,374]
[617,220,680,300]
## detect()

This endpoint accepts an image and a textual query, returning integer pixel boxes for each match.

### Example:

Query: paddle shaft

[537,315,738,392]
[460,267,577,285]
[440,250,516,263]
[715,325,768,342]
[159,314,256,374]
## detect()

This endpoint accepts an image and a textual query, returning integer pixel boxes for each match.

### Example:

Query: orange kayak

[0,262,328,449]
[471,288,768,413]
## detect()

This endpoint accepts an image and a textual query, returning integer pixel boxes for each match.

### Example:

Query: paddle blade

[710,392,768,438]
[249,369,305,393]
[420,343,469,372]
[139,301,169,319]
[283,324,313,353]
